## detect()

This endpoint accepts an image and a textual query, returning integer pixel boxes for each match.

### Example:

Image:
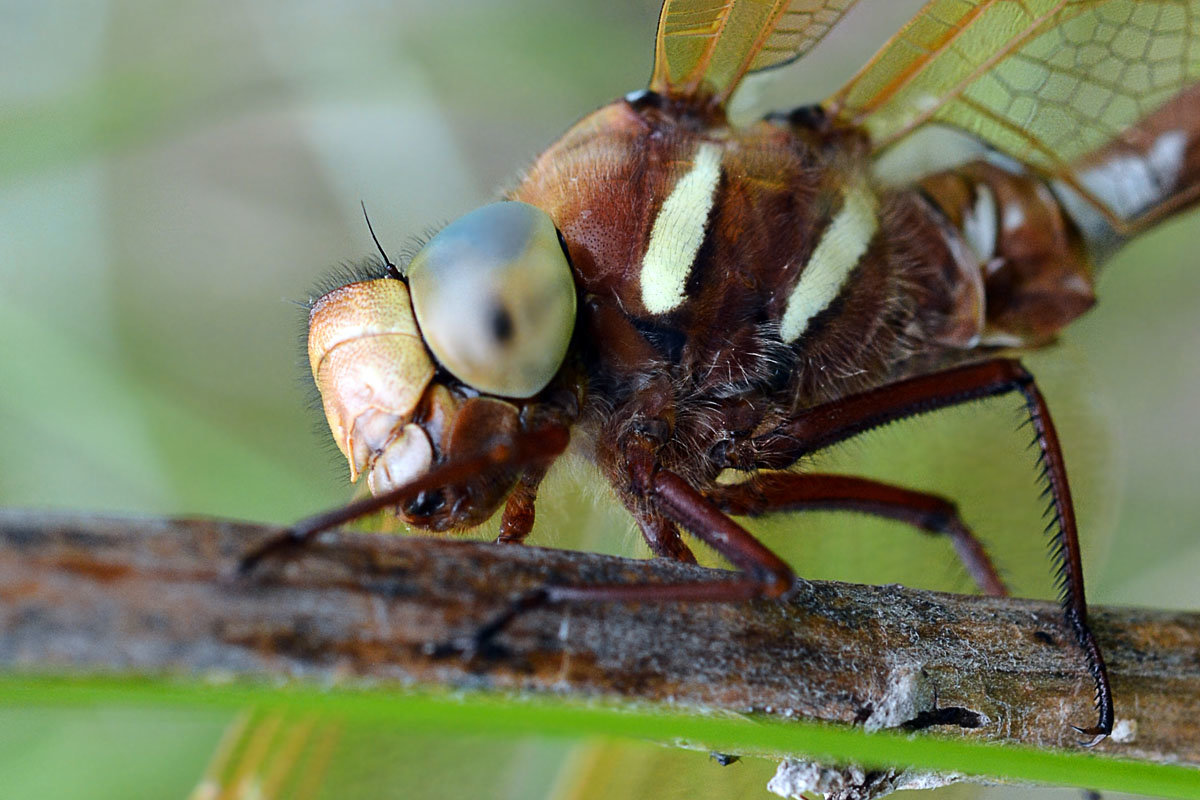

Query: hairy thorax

[511,97,975,485]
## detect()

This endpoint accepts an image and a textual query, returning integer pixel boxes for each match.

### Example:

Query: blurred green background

[2,0,1199,797]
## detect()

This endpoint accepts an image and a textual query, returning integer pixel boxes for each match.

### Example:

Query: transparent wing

[649,0,861,108]
[826,0,1200,232]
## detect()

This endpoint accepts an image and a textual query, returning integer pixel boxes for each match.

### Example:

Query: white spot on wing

[640,142,723,314]
[780,182,879,343]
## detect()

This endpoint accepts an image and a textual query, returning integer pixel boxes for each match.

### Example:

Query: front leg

[495,459,699,563]
[240,423,570,574]
[496,465,551,545]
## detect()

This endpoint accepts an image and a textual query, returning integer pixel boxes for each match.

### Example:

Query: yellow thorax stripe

[780,181,879,343]
[640,142,724,314]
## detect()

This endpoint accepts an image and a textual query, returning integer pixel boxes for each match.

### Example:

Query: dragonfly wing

[650,0,861,108]
[826,0,1200,234]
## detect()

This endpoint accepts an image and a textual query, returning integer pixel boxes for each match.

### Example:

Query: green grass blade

[2,675,1196,798]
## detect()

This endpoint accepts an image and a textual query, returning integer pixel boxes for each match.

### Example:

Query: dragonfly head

[307,201,578,530]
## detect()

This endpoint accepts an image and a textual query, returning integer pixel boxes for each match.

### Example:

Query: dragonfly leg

[736,357,1111,740]
[709,472,1008,597]
[499,465,697,559]
[635,510,697,563]
[238,424,570,574]
[463,465,796,654]
[496,464,552,545]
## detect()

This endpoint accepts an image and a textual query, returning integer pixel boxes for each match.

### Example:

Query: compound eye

[407,201,577,398]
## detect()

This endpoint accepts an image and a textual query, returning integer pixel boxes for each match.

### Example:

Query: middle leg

[708,471,1007,597]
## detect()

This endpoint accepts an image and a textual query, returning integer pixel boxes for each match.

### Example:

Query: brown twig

[1,509,1198,768]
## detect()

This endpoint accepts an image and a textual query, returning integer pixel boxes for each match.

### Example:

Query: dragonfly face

[292,0,1200,739]
[308,202,578,530]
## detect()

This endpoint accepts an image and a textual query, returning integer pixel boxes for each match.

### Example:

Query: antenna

[361,201,401,279]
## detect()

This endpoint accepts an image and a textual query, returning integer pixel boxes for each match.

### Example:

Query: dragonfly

[246,0,1200,742]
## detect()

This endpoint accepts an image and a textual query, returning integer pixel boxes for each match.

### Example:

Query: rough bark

[1,509,1198,768]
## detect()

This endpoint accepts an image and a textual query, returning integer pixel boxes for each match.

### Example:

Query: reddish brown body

[510,94,1107,534]
[256,1,1200,743]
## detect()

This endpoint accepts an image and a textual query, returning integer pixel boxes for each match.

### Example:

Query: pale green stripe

[781,182,878,342]
[640,142,723,314]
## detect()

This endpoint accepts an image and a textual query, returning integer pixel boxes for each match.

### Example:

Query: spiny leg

[708,472,1008,597]
[734,357,1111,739]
